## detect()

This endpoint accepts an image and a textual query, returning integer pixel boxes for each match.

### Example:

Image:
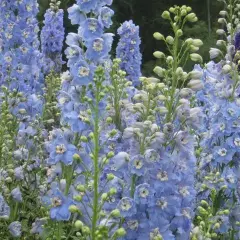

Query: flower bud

[106,117,112,124]
[185,38,193,44]
[101,193,108,201]
[176,29,183,37]
[115,228,126,237]
[82,226,90,235]
[162,11,170,19]
[188,79,203,91]
[181,9,187,16]
[213,223,220,229]
[73,195,82,202]
[107,151,114,158]
[158,107,168,114]
[176,67,183,76]
[209,48,222,59]
[69,205,79,213]
[107,173,115,181]
[186,13,197,22]
[200,200,209,207]
[216,29,225,35]
[189,70,203,79]
[153,32,164,40]
[222,64,231,74]
[111,209,121,217]
[109,188,117,195]
[192,39,203,47]
[190,45,199,52]
[157,82,165,89]
[76,185,86,192]
[219,10,228,17]
[153,51,165,59]
[166,36,174,44]
[75,220,84,230]
[80,136,88,142]
[153,66,165,77]
[166,56,174,64]
[218,18,227,24]
[190,53,203,63]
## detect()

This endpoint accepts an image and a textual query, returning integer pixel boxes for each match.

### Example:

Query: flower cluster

[2,0,240,239]
[41,0,65,74]
[0,0,43,93]
[116,20,142,86]
[193,1,240,238]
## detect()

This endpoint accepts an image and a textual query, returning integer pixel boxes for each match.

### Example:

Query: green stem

[166,31,179,122]
[91,82,100,240]
[130,175,137,197]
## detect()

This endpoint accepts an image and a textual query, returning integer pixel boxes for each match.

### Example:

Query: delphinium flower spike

[41,0,65,74]
[116,20,142,86]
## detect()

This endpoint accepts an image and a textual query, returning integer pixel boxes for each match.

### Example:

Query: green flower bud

[75,220,84,229]
[219,10,228,17]
[153,32,164,40]
[185,38,193,44]
[111,209,121,217]
[176,29,183,37]
[169,7,175,13]
[176,67,183,76]
[213,223,220,229]
[158,95,167,101]
[166,36,174,45]
[106,117,112,124]
[69,205,79,213]
[211,233,218,238]
[80,136,88,142]
[76,185,86,192]
[73,195,82,202]
[198,206,208,216]
[153,66,165,77]
[223,209,230,215]
[5,177,12,183]
[101,193,108,201]
[186,13,197,22]
[190,53,203,63]
[82,226,90,235]
[190,45,199,52]
[218,18,227,24]
[166,56,174,64]
[88,132,94,139]
[153,51,165,59]
[115,228,126,237]
[109,187,117,196]
[158,107,168,114]
[107,173,115,181]
[216,29,225,35]
[192,39,203,47]
[200,200,209,207]
[73,153,81,163]
[222,64,231,74]
[181,9,187,16]
[162,11,170,19]
[186,7,192,12]
[157,83,165,89]
[107,151,114,158]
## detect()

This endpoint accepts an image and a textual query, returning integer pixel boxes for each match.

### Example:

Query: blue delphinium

[194,60,240,238]
[116,20,142,86]
[41,0,65,74]
[8,221,22,237]
[0,0,43,92]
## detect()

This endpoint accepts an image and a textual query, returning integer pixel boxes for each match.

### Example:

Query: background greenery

[38,0,223,73]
